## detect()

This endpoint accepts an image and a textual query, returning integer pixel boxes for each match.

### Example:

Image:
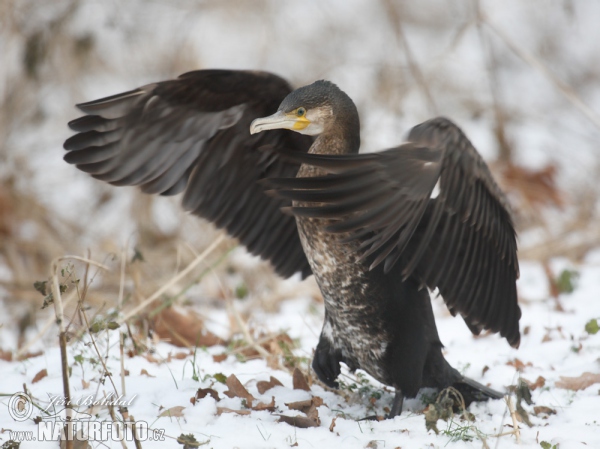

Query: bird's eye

[297,107,306,117]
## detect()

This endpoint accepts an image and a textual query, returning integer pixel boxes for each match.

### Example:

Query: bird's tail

[451,376,504,405]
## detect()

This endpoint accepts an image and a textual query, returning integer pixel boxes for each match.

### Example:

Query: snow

[1,0,600,448]
[1,260,599,448]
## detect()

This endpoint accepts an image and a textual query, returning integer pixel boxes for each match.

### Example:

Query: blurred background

[1,0,599,353]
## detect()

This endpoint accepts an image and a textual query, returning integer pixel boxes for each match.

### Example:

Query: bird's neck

[310,125,360,156]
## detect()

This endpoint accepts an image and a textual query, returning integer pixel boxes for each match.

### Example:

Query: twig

[50,259,73,449]
[483,14,600,131]
[505,395,521,444]
[118,234,226,324]
[384,0,438,115]
[226,295,271,359]
[107,400,128,449]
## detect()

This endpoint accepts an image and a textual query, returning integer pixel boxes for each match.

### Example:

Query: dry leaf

[285,396,323,425]
[329,417,337,432]
[158,405,185,418]
[152,307,223,348]
[140,369,155,377]
[506,358,532,372]
[555,372,600,391]
[217,407,251,416]
[212,353,227,363]
[277,414,319,428]
[32,368,47,384]
[191,388,220,405]
[145,354,159,364]
[223,374,255,408]
[252,396,276,412]
[523,376,546,390]
[81,379,90,389]
[292,368,311,391]
[533,406,556,416]
[257,376,283,394]
[0,349,12,361]
[170,352,189,360]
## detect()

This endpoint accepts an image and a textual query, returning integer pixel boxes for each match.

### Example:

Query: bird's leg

[388,389,404,418]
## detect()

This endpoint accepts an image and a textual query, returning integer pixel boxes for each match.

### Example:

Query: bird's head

[250,80,358,138]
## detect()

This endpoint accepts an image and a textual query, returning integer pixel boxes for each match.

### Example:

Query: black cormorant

[64,70,520,418]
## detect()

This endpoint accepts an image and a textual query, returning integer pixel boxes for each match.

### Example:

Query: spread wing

[64,69,313,278]
[264,117,521,347]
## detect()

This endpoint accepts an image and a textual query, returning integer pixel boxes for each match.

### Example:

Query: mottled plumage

[64,70,520,417]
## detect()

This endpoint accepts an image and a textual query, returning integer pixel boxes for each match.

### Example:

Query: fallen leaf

[329,417,337,432]
[533,406,556,416]
[252,396,276,412]
[555,372,600,391]
[256,376,283,394]
[292,368,310,391]
[0,349,12,361]
[145,354,159,364]
[523,376,546,390]
[140,369,155,377]
[171,352,189,360]
[152,307,223,348]
[506,358,532,372]
[217,407,251,416]
[158,405,185,418]
[285,396,323,425]
[191,388,220,405]
[223,374,255,408]
[32,369,47,384]
[277,414,319,428]
[212,353,227,363]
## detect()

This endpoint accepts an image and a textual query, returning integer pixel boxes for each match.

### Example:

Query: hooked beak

[250,110,310,135]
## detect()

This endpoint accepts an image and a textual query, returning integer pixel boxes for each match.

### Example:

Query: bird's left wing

[264,117,521,347]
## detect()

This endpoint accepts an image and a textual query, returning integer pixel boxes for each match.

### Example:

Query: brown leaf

[286,399,313,411]
[252,396,276,412]
[145,354,160,364]
[329,417,337,432]
[285,396,323,425]
[223,374,255,408]
[171,352,189,360]
[81,379,90,389]
[257,376,283,394]
[140,369,155,377]
[212,353,227,363]
[555,372,600,391]
[506,358,532,372]
[292,368,311,391]
[277,414,319,428]
[533,406,556,416]
[32,368,47,384]
[152,307,223,348]
[523,376,546,390]
[191,388,220,405]
[0,349,12,361]
[216,407,251,416]
[158,405,185,418]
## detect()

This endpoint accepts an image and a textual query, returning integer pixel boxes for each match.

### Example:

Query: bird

[63,69,521,418]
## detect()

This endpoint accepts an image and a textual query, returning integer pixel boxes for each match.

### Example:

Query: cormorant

[64,70,520,418]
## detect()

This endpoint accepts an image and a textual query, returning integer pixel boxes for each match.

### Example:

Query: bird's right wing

[264,118,521,347]
[64,70,313,278]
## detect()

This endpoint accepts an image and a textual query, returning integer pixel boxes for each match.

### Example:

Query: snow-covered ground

[1,1,600,448]
[1,253,599,448]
